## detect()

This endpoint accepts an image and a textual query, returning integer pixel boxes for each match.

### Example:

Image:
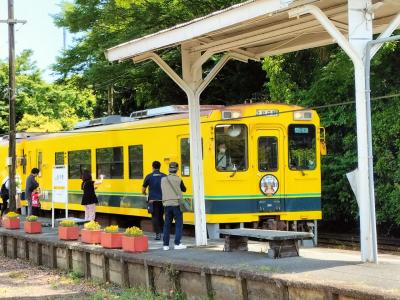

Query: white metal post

[182,42,208,246]
[289,1,377,262]
[348,0,375,263]
[186,90,208,246]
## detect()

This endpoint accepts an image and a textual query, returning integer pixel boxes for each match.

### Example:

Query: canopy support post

[133,44,247,246]
[290,0,378,263]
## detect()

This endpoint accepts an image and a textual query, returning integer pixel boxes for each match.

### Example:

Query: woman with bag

[81,170,103,221]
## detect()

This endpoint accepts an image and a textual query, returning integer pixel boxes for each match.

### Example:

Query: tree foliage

[263,43,400,232]
[53,0,266,114]
[0,50,96,133]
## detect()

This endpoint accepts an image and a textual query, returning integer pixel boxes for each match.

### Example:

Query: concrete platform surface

[1,221,399,299]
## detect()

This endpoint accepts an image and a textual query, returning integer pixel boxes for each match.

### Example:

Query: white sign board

[53,166,68,203]
[52,166,68,227]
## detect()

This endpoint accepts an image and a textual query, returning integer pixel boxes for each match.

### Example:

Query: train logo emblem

[260,175,279,196]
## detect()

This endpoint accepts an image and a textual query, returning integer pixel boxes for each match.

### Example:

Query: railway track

[318,233,400,253]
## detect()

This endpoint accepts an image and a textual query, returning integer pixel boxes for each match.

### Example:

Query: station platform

[0,220,399,300]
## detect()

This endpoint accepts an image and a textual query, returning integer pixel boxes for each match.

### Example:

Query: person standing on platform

[25,168,39,215]
[0,177,10,216]
[161,162,187,250]
[142,161,166,240]
[81,170,103,221]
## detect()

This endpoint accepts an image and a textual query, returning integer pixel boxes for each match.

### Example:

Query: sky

[0,0,72,82]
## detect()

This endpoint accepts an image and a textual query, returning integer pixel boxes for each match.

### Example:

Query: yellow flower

[124,226,143,237]
[6,212,19,219]
[84,220,101,231]
[59,220,76,227]
[26,215,38,222]
[104,225,119,233]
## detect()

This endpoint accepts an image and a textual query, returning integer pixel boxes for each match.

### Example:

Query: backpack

[0,180,9,199]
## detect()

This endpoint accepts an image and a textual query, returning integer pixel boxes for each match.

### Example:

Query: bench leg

[268,240,299,258]
[224,236,248,252]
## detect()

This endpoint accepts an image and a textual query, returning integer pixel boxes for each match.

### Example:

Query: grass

[72,287,177,300]
[8,271,28,279]
[52,272,188,300]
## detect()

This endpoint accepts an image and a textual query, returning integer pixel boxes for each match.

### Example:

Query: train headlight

[222,111,241,120]
[293,110,312,120]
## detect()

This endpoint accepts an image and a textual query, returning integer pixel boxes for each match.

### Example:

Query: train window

[129,145,143,179]
[180,138,190,176]
[215,124,248,172]
[258,137,278,172]
[180,138,203,176]
[37,152,42,177]
[55,152,64,165]
[96,147,124,179]
[68,150,91,179]
[288,124,316,170]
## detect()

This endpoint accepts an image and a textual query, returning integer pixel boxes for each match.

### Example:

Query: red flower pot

[122,235,148,253]
[4,218,20,230]
[134,236,148,252]
[24,221,42,234]
[81,229,102,244]
[101,232,123,249]
[58,226,79,240]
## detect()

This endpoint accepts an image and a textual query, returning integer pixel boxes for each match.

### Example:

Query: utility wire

[6,91,398,136]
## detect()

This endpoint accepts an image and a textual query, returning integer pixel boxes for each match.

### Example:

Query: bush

[104,225,119,233]
[84,220,101,230]
[59,220,76,227]
[6,212,19,219]
[26,215,38,222]
[124,226,143,237]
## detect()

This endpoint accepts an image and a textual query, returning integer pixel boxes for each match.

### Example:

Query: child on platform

[31,188,41,216]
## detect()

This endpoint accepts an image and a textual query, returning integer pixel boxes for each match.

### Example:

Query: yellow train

[0,103,324,228]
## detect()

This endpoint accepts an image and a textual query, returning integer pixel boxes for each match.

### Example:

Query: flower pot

[4,218,20,230]
[81,229,102,244]
[101,232,123,249]
[122,235,148,253]
[58,226,79,240]
[24,221,42,234]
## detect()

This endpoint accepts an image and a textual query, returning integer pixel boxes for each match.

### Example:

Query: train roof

[4,102,311,142]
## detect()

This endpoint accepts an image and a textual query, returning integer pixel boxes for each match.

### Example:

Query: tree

[263,42,400,233]
[53,0,265,115]
[0,50,96,133]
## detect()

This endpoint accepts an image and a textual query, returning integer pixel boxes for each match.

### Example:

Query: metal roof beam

[191,4,348,53]
[106,0,296,62]
[370,12,400,58]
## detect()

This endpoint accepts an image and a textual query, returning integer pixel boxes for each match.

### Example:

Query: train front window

[258,137,278,172]
[215,124,248,171]
[288,124,316,170]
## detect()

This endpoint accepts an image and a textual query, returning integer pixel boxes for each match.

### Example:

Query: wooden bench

[219,228,314,258]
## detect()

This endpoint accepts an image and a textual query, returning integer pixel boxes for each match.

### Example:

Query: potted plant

[4,212,20,229]
[101,225,122,249]
[58,220,79,240]
[122,226,148,253]
[24,215,42,234]
[81,220,102,244]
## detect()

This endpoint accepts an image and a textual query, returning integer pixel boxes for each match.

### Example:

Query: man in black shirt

[142,161,166,240]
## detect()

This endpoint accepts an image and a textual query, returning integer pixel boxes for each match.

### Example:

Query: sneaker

[163,246,170,251]
[174,244,187,250]
[155,233,161,240]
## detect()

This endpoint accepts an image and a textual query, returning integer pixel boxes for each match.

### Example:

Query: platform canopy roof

[106,0,400,62]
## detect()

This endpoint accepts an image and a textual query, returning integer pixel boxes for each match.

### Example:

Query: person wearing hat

[160,162,187,250]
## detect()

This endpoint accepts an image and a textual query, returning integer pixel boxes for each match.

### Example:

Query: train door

[255,129,285,212]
